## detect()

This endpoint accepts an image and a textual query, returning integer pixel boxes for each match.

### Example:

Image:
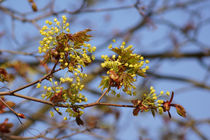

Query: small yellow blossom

[50,111,54,117]
[92,46,96,52]
[43,86,47,90]
[47,87,52,91]
[56,108,59,111]
[108,44,112,49]
[45,20,49,24]
[66,22,70,26]
[64,117,67,120]
[166,91,170,96]
[56,21,60,25]
[62,15,67,21]
[41,94,45,99]
[153,96,157,100]
[157,100,164,104]
[140,56,144,60]
[158,107,163,114]
[36,83,41,88]
[66,28,70,32]
[145,60,150,64]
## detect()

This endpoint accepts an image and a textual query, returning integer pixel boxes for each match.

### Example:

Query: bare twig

[0,97,23,123]
[96,87,110,103]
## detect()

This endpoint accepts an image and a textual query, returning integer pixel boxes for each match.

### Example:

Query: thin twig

[0,68,61,96]
[96,87,110,103]
[0,97,23,123]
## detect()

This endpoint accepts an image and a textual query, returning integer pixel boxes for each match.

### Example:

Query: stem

[0,68,61,96]
[1,92,134,109]
[169,91,174,103]
[96,87,110,103]
[81,102,134,108]
[0,97,23,123]
[54,102,135,109]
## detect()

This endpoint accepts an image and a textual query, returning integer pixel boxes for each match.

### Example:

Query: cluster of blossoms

[38,15,96,70]
[132,86,186,118]
[99,41,149,96]
[35,16,186,121]
[37,16,95,119]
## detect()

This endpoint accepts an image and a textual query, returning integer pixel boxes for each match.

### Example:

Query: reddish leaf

[175,104,186,118]
[28,0,38,12]
[50,90,65,103]
[0,119,13,133]
[133,108,140,116]
[31,2,38,12]
[131,99,142,116]
[163,101,171,112]
[76,116,84,126]
[5,101,16,108]
[0,68,8,82]
[131,99,139,106]
[0,97,6,114]
[109,70,119,81]
[67,29,92,44]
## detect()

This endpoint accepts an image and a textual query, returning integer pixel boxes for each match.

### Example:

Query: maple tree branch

[1,91,135,108]
[0,67,61,96]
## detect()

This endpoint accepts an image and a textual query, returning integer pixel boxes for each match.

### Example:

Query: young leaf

[151,109,156,118]
[5,101,16,108]
[136,69,146,77]
[0,68,8,82]
[0,119,13,133]
[76,116,84,126]
[133,108,140,116]
[175,104,186,118]
[67,29,92,44]
[0,97,6,114]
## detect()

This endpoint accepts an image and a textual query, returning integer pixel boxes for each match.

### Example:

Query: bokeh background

[0,0,210,140]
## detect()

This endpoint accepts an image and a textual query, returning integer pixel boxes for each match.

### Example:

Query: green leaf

[99,76,110,90]
[111,90,116,95]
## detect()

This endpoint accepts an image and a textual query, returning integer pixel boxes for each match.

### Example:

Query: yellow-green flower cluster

[99,41,150,96]
[141,86,171,114]
[37,16,96,118]
[38,15,96,71]
[36,76,88,117]
[101,42,149,74]
[66,107,84,117]
[38,16,70,54]
[36,76,88,104]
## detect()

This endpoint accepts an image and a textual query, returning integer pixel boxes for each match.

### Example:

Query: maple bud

[17,113,25,119]
[175,104,186,118]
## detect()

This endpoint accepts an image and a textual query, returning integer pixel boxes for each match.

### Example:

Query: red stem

[169,91,174,103]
